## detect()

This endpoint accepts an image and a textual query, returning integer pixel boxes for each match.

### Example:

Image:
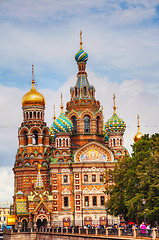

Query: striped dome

[75,49,88,62]
[105,113,126,133]
[51,113,73,134]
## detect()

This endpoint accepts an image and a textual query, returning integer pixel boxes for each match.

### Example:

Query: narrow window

[120,139,122,146]
[64,175,68,183]
[72,116,77,134]
[92,175,96,182]
[64,197,68,207]
[84,115,90,133]
[101,196,105,206]
[93,196,97,206]
[37,112,40,119]
[100,175,103,182]
[59,139,61,147]
[24,131,28,145]
[85,196,89,206]
[83,86,87,96]
[66,139,69,147]
[97,116,100,134]
[30,111,32,119]
[42,130,46,145]
[113,139,116,146]
[34,111,36,119]
[84,175,88,182]
[32,130,38,145]
[75,87,78,97]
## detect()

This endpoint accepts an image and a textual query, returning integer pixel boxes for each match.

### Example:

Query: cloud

[0,167,14,203]
[0,0,158,25]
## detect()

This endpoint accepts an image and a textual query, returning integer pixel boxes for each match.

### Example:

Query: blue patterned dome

[105,113,126,133]
[51,113,73,134]
[75,49,88,63]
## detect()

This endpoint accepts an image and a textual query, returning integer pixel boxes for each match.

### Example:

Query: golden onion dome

[133,114,143,142]
[133,129,143,142]
[22,80,45,107]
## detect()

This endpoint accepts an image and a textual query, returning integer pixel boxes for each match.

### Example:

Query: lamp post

[142,198,146,224]
[81,191,84,228]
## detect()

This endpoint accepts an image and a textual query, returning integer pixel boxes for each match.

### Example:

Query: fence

[4,226,159,239]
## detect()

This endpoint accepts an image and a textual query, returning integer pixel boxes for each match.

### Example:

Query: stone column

[118,227,121,237]
[106,227,108,236]
[152,228,157,240]
[133,227,137,239]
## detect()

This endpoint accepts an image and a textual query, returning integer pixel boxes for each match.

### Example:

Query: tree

[105,133,159,224]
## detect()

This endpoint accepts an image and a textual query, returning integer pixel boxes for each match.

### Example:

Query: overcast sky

[0,0,159,203]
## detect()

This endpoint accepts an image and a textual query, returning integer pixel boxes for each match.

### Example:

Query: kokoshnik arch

[11,32,141,229]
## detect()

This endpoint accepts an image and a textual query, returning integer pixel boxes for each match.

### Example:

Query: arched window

[59,139,61,147]
[113,138,116,146]
[26,112,28,119]
[32,130,38,145]
[24,131,28,145]
[83,86,87,96]
[75,87,78,97]
[72,116,77,134]
[37,112,40,119]
[120,139,122,146]
[34,111,36,119]
[30,111,32,119]
[66,139,68,147]
[84,115,90,133]
[42,130,46,145]
[97,116,100,134]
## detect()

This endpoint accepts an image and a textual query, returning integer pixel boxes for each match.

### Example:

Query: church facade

[13,33,128,229]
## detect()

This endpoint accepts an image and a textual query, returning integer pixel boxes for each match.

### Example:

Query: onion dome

[75,30,88,63]
[51,94,73,134]
[75,49,88,63]
[22,65,45,107]
[105,94,126,133]
[133,114,143,142]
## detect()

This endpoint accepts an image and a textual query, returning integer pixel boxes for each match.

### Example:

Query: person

[146,224,151,237]
[140,222,146,236]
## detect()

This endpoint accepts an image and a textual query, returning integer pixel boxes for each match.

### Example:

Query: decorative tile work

[16,199,28,214]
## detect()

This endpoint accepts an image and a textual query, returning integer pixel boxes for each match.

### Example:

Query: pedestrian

[140,222,146,236]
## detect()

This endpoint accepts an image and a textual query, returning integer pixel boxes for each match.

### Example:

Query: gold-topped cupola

[133,114,143,142]
[22,65,45,107]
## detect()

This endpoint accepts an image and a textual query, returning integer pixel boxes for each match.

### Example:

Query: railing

[3,227,159,239]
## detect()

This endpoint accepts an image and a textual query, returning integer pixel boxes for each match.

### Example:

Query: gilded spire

[133,114,143,142]
[137,114,140,131]
[113,94,116,114]
[32,64,35,84]
[53,104,56,120]
[60,93,64,113]
[35,164,44,188]
[80,30,83,50]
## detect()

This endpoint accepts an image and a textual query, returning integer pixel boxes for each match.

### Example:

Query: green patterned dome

[51,112,73,134]
[105,112,126,133]
[105,94,126,133]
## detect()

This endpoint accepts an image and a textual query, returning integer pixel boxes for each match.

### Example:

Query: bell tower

[13,66,50,203]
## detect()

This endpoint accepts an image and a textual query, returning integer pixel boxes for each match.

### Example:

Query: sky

[0,0,159,203]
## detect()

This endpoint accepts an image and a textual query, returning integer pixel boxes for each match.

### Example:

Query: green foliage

[105,133,159,223]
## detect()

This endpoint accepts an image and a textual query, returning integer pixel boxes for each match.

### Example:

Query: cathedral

[12,32,130,229]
